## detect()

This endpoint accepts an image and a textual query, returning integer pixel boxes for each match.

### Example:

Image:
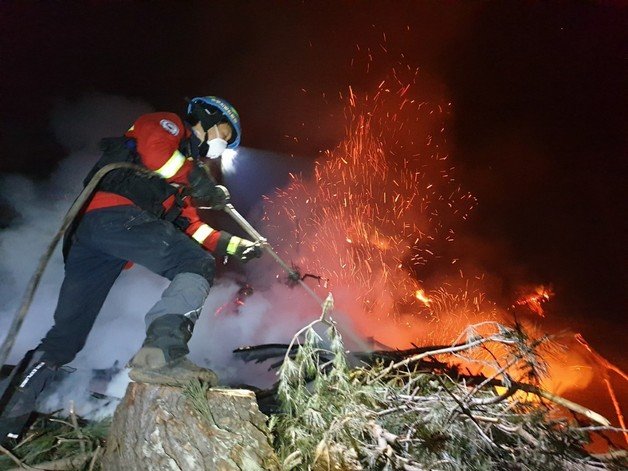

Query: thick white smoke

[0,94,328,419]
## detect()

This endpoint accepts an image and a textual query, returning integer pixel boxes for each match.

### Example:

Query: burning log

[101,382,279,471]
[234,342,454,371]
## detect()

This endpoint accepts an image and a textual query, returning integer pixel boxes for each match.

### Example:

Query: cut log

[102,383,279,471]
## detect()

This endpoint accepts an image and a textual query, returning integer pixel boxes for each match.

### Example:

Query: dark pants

[38,206,215,365]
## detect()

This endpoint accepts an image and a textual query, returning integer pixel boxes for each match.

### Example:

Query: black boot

[129,314,217,386]
[0,350,59,445]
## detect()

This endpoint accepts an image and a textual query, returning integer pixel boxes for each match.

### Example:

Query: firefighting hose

[0,163,151,368]
[0,162,326,368]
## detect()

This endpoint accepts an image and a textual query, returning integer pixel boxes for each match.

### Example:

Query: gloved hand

[204,184,230,210]
[188,162,231,209]
[190,184,230,210]
[226,236,263,262]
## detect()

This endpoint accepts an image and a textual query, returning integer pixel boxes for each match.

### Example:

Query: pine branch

[368,335,496,384]
[0,444,35,470]
[514,382,611,426]
[6,452,95,471]
[270,318,618,470]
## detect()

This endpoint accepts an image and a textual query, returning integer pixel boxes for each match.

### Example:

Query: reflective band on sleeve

[156,150,186,178]
[226,236,242,255]
[192,224,215,243]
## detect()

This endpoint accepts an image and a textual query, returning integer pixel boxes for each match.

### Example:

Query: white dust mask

[204,125,228,159]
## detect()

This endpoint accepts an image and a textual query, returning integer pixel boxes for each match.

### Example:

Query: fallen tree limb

[591,449,627,461]
[514,382,611,426]
[6,451,95,471]
[368,336,496,384]
[0,444,33,470]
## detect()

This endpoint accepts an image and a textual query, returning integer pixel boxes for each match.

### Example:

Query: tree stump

[102,383,279,471]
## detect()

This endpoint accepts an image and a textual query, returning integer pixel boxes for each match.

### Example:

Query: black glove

[187,163,230,209]
[226,236,263,263]
[201,184,230,210]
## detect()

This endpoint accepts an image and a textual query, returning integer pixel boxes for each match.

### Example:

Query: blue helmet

[186,96,241,149]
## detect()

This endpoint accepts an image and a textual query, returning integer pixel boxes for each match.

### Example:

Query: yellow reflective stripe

[156,150,186,178]
[128,125,135,132]
[226,236,242,255]
[192,224,214,243]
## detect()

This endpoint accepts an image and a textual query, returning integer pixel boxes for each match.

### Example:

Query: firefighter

[0,96,262,444]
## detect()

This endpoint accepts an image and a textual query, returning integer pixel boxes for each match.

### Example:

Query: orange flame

[260,64,625,451]
[263,72,478,348]
[414,289,431,307]
[514,285,554,317]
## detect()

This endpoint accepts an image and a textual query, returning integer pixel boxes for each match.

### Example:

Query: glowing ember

[514,285,554,317]
[263,72,477,346]
[414,289,431,307]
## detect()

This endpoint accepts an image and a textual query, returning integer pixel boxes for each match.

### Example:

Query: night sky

[1,2,626,364]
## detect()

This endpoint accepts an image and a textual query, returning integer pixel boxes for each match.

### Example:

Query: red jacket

[85,112,223,252]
